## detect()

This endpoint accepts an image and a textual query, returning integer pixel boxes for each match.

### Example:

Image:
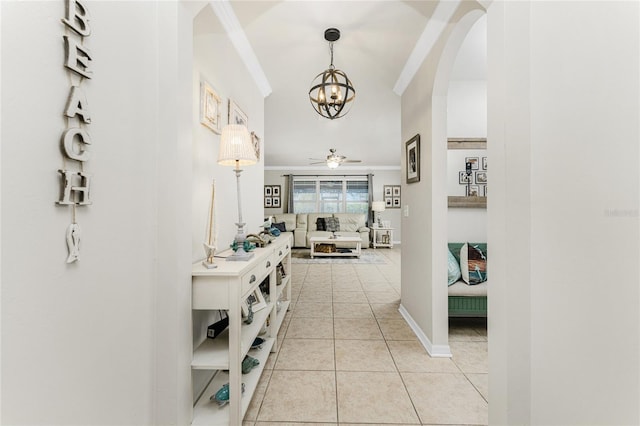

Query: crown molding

[393,0,461,95]
[209,0,272,97]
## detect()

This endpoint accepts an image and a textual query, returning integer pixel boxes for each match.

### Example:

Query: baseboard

[398,304,452,358]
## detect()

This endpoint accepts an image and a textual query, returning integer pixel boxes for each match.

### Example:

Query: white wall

[487,2,640,424]
[192,5,265,261]
[447,78,487,243]
[1,2,193,424]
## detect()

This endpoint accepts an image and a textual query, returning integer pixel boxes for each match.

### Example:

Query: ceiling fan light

[327,159,340,169]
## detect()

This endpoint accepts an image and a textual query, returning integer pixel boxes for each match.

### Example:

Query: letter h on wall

[57,170,92,206]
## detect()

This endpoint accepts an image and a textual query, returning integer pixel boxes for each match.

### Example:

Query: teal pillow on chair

[447,249,462,286]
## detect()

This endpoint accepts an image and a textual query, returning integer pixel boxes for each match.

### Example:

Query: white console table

[190,234,292,425]
[372,227,394,248]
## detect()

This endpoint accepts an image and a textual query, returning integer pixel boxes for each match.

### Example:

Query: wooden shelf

[448,196,487,208]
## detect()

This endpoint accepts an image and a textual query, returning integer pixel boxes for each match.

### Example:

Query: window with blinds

[292,177,369,214]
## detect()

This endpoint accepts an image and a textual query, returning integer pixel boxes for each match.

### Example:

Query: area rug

[290,249,388,264]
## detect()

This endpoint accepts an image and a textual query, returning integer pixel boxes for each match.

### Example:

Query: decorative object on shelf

[218,124,258,261]
[242,355,260,374]
[207,311,229,339]
[244,299,254,324]
[251,336,266,350]
[228,99,248,126]
[309,148,361,168]
[242,288,267,317]
[405,134,421,183]
[230,239,256,253]
[202,179,218,269]
[383,185,401,208]
[200,80,222,134]
[210,382,245,406]
[371,201,385,227]
[308,28,356,120]
[264,185,281,208]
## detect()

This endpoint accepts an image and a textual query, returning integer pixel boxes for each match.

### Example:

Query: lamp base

[226,247,254,261]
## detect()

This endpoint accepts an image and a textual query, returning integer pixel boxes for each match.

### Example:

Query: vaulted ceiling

[196,1,487,169]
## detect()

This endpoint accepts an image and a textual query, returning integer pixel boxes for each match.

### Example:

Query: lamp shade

[217,124,257,166]
[371,201,386,212]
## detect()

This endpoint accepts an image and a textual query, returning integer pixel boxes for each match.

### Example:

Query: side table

[372,227,394,248]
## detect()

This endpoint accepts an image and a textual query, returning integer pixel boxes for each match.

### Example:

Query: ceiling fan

[309,148,362,169]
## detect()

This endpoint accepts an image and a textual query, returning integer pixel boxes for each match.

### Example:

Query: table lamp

[371,201,385,228]
[218,124,257,261]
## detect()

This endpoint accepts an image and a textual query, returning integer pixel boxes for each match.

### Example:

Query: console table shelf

[190,235,292,426]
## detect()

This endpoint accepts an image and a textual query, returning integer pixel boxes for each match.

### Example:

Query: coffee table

[309,236,362,258]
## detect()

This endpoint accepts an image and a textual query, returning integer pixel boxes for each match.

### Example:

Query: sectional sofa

[272,213,370,249]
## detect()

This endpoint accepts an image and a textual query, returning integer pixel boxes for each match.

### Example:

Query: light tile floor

[244,247,488,426]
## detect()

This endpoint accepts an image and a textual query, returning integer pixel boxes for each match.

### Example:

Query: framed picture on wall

[465,157,480,170]
[384,185,401,208]
[466,185,479,197]
[476,171,487,184]
[265,197,272,207]
[272,185,280,197]
[264,186,272,196]
[272,197,281,208]
[251,131,261,161]
[459,171,473,184]
[482,156,487,170]
[228,99,248,127]
[199,80,222,134]
[405,134,420,183]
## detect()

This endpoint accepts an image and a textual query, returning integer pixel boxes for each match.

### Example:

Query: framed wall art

[241,287,267,317]
[264,185,281,208]
[228,99,248,127]
[200,80,222,134]
[251,131,261,161]
[405,134,420,183]
[383,185,401,209]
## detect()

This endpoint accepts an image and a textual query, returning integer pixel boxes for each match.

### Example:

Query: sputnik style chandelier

[308,28,355,120]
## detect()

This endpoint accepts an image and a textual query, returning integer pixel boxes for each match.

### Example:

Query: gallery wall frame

[448,138,487,208]
[264,185,281,208]
[383,185,401,208]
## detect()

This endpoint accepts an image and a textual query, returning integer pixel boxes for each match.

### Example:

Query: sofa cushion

[448,280,487,296]
[333,213,366,232]
[325,217,340,232]
[272,222,286,232]
[460,243,487,285]
[307,213,331,231]
[447,249,462,286]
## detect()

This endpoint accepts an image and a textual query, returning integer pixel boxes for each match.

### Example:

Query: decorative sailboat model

[202,180,218,269]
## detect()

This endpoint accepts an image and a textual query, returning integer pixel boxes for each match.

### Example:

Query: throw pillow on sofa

[325,217,340,232]
[316,217,327,231]
[460,243,487,285]
[447,249,462,286]
[272,222,286,232]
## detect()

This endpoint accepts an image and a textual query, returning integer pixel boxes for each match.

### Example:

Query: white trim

[399,304,452,358]
[209,0,272,97]
[393,0,461,95]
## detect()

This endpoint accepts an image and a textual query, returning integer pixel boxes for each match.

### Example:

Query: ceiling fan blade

[342,159,362,163]
[309,161,327,165]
